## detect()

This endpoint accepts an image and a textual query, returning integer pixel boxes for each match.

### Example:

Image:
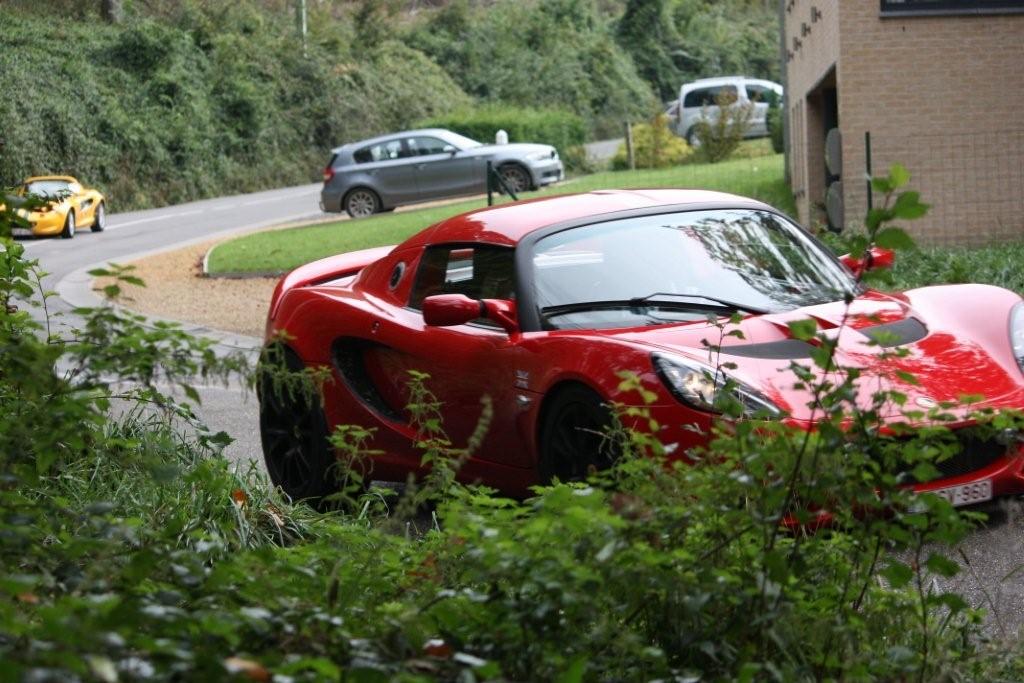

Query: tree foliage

[407,0,658,137]
[0,5,470,210]
[616,0,682,102]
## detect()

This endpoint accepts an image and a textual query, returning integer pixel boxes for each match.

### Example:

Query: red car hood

[615,288,1024,422]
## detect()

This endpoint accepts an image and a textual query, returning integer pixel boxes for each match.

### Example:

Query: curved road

[20,179,1024,635]
[22,182,323,464]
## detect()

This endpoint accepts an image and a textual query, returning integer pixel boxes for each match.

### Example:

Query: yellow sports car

[6,175,106,239]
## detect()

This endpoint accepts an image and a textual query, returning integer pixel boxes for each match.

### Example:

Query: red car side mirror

[839,246,895,275]
[422,294,482,327]
[422,294,519,335]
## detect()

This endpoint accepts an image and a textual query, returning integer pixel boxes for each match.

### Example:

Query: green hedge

[417,105,587,155]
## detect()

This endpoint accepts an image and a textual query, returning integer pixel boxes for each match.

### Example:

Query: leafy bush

[417,105,587,156]
[611,113,692,170]
[693,90,754,163]
[3,150,1019,679]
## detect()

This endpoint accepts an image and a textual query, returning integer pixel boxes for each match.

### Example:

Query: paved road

[584,138,622,164]
[20,183,324,465]
[19,179,1024,636]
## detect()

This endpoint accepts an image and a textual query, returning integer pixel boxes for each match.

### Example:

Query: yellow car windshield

[23,180,71,197]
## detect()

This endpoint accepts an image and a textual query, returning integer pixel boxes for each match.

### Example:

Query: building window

[881,0,1024,16]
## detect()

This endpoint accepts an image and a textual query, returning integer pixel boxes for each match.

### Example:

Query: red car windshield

[532,209,857,330]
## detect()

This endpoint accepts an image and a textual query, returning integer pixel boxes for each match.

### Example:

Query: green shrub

[417,104,586,155]
[2,168,1020,681]
[693,90,754,163]
[611,113,692,170]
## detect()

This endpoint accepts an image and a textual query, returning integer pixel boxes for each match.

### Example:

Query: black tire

[538,384,617,483]
[344,188,381,218]
[258,345,335,502]
[91,201,105,232]
[61,210,76,239]
[685,126,699,147]
[498,163,533,195]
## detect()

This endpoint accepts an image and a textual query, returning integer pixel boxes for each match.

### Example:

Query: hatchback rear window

[353,139,405,164]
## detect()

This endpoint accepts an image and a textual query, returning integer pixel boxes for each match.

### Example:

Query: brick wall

[783,0,840,225]
[784,0,1024,244]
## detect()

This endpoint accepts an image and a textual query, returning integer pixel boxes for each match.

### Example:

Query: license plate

[10,227,32,237]
[931,479,992,507]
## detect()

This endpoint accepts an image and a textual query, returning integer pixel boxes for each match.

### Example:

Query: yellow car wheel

[61,211,76,239]
[92,202,105,232]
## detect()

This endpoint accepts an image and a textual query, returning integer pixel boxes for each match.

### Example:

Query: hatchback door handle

[415,164,426,170]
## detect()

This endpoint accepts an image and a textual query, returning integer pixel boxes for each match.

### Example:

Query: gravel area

[92,195,489,338]
[97,238,275,338]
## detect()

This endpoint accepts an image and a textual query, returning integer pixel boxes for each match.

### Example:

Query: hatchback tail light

[323,165,335,183]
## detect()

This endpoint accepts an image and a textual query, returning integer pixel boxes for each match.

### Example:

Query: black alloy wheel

[539,385,618,483]
[258,346,335,501]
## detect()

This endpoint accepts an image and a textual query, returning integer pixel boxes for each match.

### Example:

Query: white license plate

[10,227,32,237]
[931,479,993,507]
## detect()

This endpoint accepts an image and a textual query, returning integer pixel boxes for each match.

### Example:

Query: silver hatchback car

[321,128,564,218]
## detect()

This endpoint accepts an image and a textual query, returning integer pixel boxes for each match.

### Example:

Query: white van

[676,76,783,145]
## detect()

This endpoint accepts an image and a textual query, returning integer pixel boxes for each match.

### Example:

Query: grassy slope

[208,154,792,274]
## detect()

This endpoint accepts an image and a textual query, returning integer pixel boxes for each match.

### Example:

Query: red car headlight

[653,353,782,418]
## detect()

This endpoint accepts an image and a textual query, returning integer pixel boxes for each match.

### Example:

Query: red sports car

[260,189,1024,505]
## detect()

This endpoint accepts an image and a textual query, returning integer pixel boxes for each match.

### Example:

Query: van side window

[746,84,768,102]
[685,85,738,108]
[683,88,710,108]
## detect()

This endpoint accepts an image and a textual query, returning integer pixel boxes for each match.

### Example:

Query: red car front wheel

[538,385,618,483]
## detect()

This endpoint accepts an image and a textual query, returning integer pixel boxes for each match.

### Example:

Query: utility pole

[296,0,308,57]
[101,0,123,23]
[777,0,790,185]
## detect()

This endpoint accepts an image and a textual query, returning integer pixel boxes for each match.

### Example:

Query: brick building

[782,0,1024,244]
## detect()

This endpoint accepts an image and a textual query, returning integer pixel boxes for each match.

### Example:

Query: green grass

[890,241,1024,294]
[207,154,793,275]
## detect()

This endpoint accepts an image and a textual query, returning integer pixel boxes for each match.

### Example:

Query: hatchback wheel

[499,164,532,195]
[345,188,381,218]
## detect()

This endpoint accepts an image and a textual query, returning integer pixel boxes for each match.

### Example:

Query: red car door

[366,244,536,469]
